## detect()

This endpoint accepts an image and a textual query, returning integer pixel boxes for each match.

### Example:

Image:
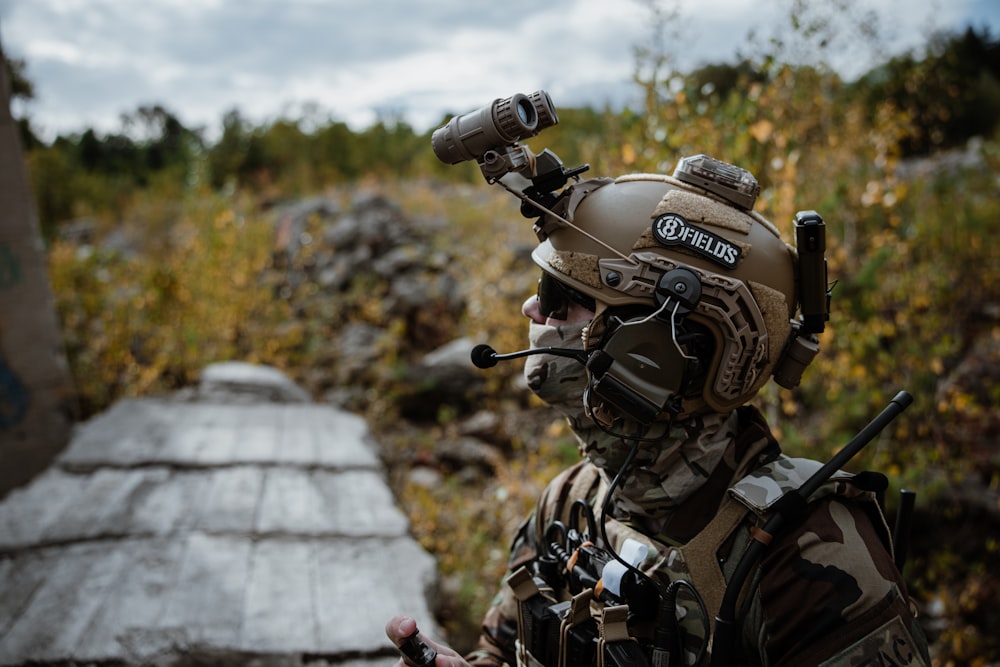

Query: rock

[256,192,475,420]
[198,362,312,403]
[323,195,411,255]
[435,438,504,478]
[272,196,340,265]
[420,338,477,369]
[0,397,439,665]
[395,339,486,421]
[407,465,445,489]
[332,322,388,384]
[372,245,424,278]
[457,410,504,443]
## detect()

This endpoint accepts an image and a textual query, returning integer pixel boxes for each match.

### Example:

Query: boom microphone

[471,343,589,369]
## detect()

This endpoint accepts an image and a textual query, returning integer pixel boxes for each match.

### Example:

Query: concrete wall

[0,50,77,498]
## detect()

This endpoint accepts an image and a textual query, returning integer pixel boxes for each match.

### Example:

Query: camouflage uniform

[462,323,929,666]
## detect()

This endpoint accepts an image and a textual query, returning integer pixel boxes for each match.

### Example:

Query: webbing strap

[676,497,751,633]
[599,604,632,642]
[509,566,541,602]
[596,605,633,667]
[558,590,594,667]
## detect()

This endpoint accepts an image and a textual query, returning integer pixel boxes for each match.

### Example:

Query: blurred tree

[26,105,199,235]
[356,118,424,177]
[853,26,1000,154]
[686,62,766,102]
[127,105,201,175]
[312,119,363,181]
[248,118,310,192]
[207,109,250,189]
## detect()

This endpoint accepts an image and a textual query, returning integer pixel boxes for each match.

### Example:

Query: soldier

[387,97,929,666]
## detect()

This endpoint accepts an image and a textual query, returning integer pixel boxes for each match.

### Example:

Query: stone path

[0,367,439,666]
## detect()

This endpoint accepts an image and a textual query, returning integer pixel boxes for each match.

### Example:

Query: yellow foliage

[621,143,637,165]
[48,190,301,413]
[748,119,774,143]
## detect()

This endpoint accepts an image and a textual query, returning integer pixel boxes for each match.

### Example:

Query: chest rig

[507,469,754,667]
[505,393,911,667]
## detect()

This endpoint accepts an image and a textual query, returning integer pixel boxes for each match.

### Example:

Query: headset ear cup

[587,319,691,424]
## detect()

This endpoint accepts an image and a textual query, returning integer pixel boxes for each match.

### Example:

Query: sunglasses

[537,273,597,320]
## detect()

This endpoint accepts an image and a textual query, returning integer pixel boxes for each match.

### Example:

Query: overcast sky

[2,0,999,141]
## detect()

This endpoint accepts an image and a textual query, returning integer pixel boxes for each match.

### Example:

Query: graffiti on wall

[1,241,30,428]
[0,354,30,429]
[0,242,23,290]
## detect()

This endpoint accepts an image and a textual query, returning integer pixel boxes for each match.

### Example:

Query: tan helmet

[531,155,821,421]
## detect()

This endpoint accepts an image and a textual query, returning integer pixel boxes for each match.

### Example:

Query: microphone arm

[471,343,589,369]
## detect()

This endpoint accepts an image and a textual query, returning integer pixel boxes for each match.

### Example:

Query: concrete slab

[0,395,438,666]
[61,399,381,471]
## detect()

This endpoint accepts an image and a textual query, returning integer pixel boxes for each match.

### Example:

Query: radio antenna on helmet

[495,166,637,265]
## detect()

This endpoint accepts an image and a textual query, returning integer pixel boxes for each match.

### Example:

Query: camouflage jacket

[465,406,929,667]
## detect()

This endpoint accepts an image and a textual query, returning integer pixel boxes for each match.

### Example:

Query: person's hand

[385,615,470,667]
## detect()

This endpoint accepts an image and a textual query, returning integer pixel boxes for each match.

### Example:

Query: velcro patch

[651,213,742,269]
[818,616,928,667]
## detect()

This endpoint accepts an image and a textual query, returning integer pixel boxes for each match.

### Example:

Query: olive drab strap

[509,566,604,667]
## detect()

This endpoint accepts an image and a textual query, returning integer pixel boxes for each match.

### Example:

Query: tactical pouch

[509,566,557,667]
[597,605,650,667]
[552,589,597,667]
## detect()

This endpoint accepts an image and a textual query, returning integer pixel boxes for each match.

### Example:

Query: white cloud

[1,0,997,141]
